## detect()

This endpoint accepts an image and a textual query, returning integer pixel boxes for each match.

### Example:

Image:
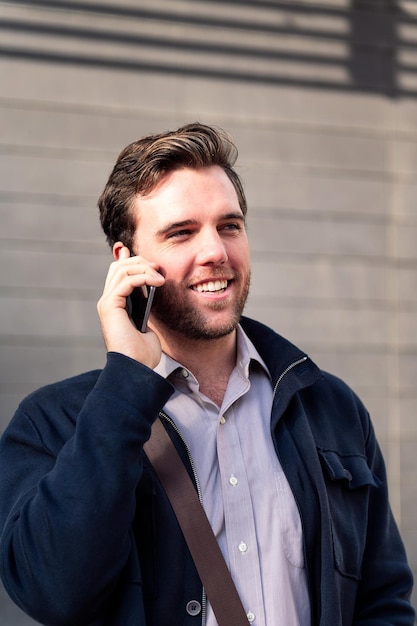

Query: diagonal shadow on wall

[0,0,414,97]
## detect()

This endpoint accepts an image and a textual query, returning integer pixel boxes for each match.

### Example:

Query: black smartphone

[127,285,156,333]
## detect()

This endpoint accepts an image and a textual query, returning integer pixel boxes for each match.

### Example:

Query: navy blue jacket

[0,317,414,625]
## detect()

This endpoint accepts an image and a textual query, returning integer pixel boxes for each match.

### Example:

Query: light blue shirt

[154,325,310,626]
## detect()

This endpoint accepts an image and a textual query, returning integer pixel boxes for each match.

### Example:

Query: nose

[195,228,228,265]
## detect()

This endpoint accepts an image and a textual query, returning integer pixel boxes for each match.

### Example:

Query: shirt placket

[217,403,266,625]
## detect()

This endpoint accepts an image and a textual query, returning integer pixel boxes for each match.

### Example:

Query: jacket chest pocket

[318,449,382,580]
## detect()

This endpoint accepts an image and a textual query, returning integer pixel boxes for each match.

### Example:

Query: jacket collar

[240,316,322,402]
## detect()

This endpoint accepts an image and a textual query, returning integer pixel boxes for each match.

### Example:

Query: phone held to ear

[127,285,156,333]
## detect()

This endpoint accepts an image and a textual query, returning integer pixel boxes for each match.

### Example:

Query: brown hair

[98,122,247,250]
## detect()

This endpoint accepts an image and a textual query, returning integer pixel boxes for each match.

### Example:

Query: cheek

[232,242,250,266]
[159,250,192,278]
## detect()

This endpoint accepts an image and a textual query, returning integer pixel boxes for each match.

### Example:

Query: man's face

[132,166,250,342]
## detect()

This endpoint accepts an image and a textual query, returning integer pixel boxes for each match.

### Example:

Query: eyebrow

[155,212,246,238]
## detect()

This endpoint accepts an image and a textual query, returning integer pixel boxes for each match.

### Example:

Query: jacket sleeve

[0,352,174,626]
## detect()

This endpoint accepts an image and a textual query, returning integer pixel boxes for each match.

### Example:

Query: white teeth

[194,280,228,293]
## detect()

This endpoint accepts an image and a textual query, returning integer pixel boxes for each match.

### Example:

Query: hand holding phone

[97,245,163,366]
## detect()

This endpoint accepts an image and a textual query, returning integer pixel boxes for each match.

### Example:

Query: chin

[154,310,240,342]
[184,314,241,341]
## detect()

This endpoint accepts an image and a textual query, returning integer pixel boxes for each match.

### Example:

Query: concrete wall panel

[1,0,416,620]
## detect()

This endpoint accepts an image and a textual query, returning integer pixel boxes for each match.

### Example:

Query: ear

[112,241,130,261]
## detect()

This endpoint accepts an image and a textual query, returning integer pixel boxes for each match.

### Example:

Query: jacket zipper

[158,411,207,626]
[273,356,308,396]
[271,355,314,616]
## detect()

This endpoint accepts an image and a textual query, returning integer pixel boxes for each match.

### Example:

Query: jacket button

[186,600,202,616]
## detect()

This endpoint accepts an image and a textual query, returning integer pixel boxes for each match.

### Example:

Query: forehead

[132,166,242,229]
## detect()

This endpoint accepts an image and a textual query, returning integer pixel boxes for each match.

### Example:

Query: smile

[192,279,228,293]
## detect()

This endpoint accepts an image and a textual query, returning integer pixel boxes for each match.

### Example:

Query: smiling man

[134,167,251,344]
[0,123,414,626]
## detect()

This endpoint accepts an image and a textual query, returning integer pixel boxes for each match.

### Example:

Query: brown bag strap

[144,417,248,626]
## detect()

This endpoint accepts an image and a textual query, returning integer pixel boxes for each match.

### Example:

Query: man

[0,123,414,625]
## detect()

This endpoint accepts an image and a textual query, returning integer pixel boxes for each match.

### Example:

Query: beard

[150,272,251,341]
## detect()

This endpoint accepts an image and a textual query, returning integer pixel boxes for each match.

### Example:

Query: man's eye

[221,223,241,232]
[167,229,191,239]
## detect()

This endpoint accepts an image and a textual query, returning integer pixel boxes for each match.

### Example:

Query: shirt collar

[154,324,271,383]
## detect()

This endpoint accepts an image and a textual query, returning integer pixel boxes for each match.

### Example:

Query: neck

[154,327,238,405]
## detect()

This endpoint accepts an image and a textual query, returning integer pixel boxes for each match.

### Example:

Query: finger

[103,259,164,298]
[128,255,161,273]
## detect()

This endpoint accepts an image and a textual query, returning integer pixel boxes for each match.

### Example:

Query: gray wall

[1,0,416,622]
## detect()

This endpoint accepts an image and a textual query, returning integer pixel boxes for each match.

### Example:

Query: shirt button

[238,541,248,553]
[247,611,256,622]
[229,474,238,486]
[186,600,201,616]
[181,368,189,378]
[219,415,226,425]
